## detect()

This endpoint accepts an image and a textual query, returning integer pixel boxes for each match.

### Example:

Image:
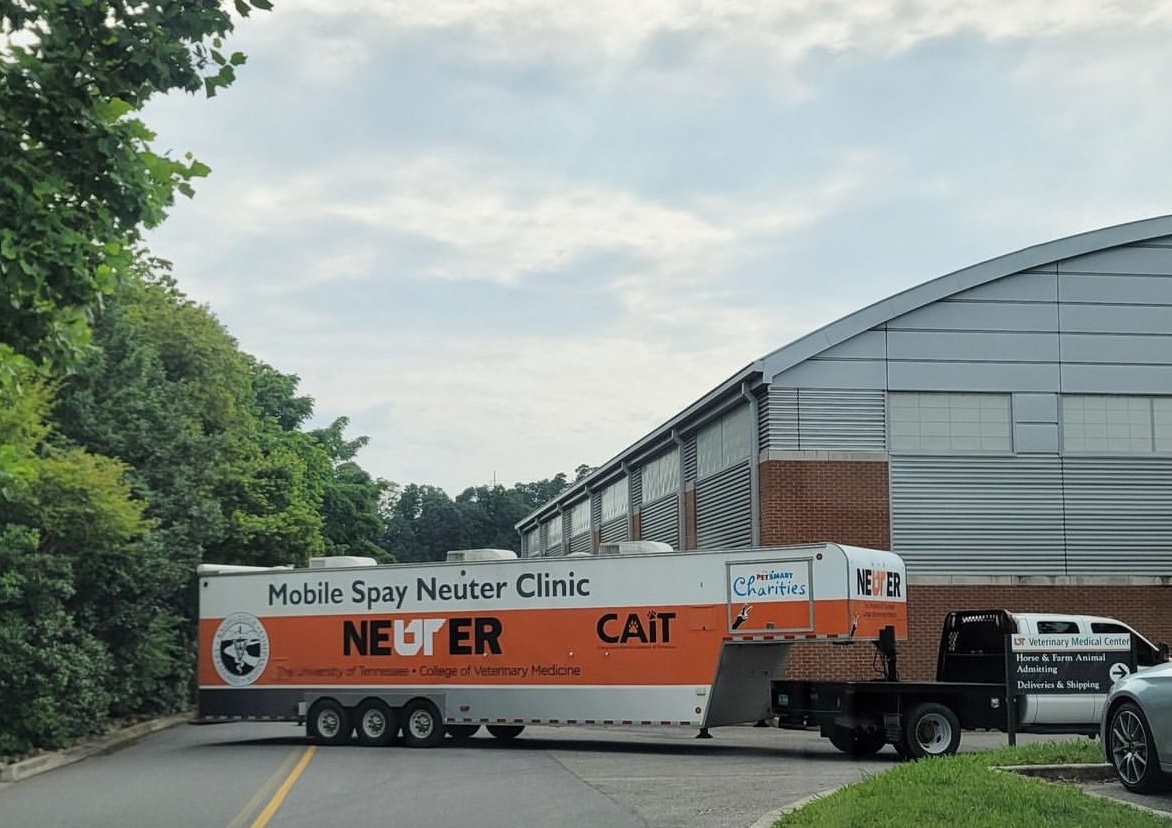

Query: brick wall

[785,584,1172,681]
[758,459,889,548]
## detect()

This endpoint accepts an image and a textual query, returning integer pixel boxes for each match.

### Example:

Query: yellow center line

[244,745,316,828]
[226,746,306,828]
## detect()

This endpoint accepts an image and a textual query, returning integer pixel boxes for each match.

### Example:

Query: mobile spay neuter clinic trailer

[198,543,906,747]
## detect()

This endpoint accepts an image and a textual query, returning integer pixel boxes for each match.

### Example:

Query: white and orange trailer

[197,542,907,747]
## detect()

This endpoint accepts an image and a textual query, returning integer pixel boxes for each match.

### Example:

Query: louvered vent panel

[695,462,752,549]
[891,456,1064,574]
[640,496,679,548]
[797,389,887,450]
[1062,458,1172,574]
[766,387,799,451]
[599,516,628,544]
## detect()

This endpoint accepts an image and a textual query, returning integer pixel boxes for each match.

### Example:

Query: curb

[995,762,1118,782]
[0,713,193,784]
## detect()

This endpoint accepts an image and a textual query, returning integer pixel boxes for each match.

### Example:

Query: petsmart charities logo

[213,613,271,686]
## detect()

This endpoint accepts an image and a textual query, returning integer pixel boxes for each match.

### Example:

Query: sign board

[1007,633,1135,695]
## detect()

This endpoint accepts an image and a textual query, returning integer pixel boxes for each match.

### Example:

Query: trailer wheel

[828,727,887,757]
[1107,702,1169,793]
[486,724,525,740]
[402,699,444,748]
[354,699,399,747]
[445,724,481,741]
[903,703,960,758]
[307,699,351,746]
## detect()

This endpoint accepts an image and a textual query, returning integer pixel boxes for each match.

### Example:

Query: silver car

[1103,660,1172,793]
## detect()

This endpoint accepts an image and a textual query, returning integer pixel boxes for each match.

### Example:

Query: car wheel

[1108,702,1169,793]
[902,703,961,759]
[828,726,887,757]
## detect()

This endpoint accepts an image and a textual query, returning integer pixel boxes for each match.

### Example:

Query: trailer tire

[486,724,524,741]
[445,724,481,741]
[307,698,351,746]
[903,703,961,758]
[828,727,887,757]
[355,699,399,747]
[402,699,444,748]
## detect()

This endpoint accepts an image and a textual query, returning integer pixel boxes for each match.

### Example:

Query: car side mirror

[1159,642,1169,662]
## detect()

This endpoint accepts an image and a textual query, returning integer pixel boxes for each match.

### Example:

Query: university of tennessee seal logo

[213,613,270,686]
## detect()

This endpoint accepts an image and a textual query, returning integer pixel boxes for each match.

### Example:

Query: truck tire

[1107,702,1169,793]
[903,703,961,758]
[828,726,887,757]
[307,699,351,746]
[402,699,445,748]
[354,699,399,747]
[445,724,481,741]
[487,724,525,740]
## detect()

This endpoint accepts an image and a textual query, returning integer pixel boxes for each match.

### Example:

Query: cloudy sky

[143,0,1172,495]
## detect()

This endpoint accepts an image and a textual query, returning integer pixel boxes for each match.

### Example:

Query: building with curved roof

[516,216,1172,677]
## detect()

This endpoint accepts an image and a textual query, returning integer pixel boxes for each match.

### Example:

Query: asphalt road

[1,721,1169,828]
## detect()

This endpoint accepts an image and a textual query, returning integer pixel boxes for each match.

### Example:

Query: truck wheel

[903,703,960,758]
[487,724,525,740]
[445,724,481,741]
[307,699,351,746]
[354,699,399,747]
[828,727,887,757]
[1107,702,1169,793]
[402,699,444,748]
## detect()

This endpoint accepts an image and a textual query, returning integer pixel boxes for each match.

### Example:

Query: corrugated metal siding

[683,434,697,482]
[631,466,643,509]
[797,389,886,449]
[765,387,799,450]
[695,462,752,549]
[599,516,628,544]
[762,388,885,451]
[569,531,591,555]
[640,495,679,548]
[591,492,602,531]
[890,456,1065,574]
[757,388,771,452]
[1062,458,1172,574]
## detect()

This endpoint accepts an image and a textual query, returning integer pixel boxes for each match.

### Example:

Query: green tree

[382,484,471,563]
[0,0,269,376]
[455,485,532,551]
[0,526,112,756]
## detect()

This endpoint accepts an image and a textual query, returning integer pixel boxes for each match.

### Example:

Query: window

[600,479,628,523]
[569,501,589,537]
[888,392,1011,452]
[1091,622,1166,667]
[1062,396,1154,453]
[1154,398,1172,452]
[524,528,541,557]
[545,516,563,551]
[641,448,679,503]
[1036,620,1079,634]
[696,405,752,479]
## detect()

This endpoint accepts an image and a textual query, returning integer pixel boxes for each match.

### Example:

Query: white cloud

[257,0,1172,68]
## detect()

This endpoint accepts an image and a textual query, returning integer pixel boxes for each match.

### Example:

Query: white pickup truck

[949,610,1166,727]
[775,608,1167,758]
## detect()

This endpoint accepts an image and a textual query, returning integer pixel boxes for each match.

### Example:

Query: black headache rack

[936,609,1016,683]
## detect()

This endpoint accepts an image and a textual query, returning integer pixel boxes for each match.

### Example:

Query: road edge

[0,713,194,784]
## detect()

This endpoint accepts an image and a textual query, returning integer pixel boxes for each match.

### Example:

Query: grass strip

[774,740,1167,828]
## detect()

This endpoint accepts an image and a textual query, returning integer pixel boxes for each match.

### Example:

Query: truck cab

[938,609,1166,731]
